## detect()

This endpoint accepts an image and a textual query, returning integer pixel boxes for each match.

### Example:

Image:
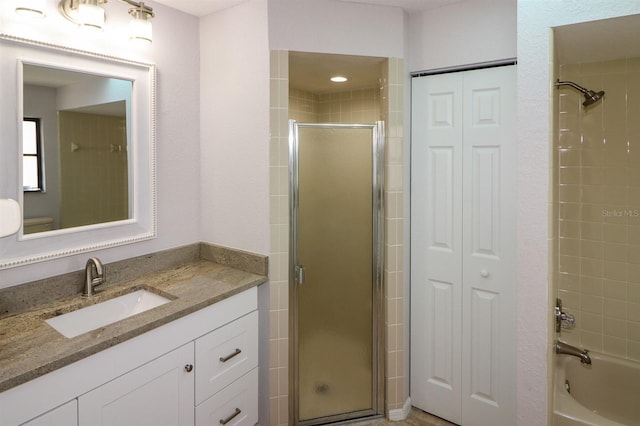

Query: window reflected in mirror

[22,117,43,192]
[22,64,132,235]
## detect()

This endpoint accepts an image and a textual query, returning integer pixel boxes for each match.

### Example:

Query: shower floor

[346,408,456,426]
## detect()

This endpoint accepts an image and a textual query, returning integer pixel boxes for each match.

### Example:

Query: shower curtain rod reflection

[291,122,383,128]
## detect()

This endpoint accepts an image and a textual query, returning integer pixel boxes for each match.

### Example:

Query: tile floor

[347,409,457,426]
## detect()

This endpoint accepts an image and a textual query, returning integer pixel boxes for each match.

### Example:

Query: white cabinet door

[411,65,516,426]
[78,343,194,426]
[196,368,258,426]
[21,400,77,426]
[195,311,259,405]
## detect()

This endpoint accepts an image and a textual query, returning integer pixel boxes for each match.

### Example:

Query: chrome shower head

[582,89,605,107]
[555,79,605,107]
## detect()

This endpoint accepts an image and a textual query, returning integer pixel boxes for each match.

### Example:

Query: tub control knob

[555,298,576,332]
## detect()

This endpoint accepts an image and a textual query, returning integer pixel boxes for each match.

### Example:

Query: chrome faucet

[83,258,105,297]
[555,340,592,365]
[555,298,575,332]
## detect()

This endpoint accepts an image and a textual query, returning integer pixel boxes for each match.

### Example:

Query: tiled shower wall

[288,88,319,122]
[556,58,640,361]
[289,86,381,123]
[269,51,406,425]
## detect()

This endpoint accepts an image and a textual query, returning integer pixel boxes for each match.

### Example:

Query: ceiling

[152,0,463,17]
[24,65,127,116]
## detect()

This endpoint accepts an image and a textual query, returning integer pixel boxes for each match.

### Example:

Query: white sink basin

[46,289,171,338]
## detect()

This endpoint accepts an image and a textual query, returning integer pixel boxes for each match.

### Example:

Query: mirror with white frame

[23,64,132,234]
[0,35,156,269]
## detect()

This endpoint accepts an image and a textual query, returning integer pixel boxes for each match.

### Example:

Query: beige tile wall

[269,50,290,426]
[556,58,640,361]
[318,88,381,123]
[289,88,319,122]
[269,51,406,425]
[289,86,381,124]
[381,58,406,413]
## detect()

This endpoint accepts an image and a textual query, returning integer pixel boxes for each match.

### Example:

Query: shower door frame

[288,120,386,426]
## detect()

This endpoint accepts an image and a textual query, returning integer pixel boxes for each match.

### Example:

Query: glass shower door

[289,121,384,425]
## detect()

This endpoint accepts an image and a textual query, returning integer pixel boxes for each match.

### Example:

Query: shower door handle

[295,265,305,285]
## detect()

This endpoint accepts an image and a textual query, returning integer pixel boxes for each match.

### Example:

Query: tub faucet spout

[555,340,591,365]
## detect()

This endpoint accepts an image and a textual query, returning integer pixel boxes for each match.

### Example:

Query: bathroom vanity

[0,248,267,426]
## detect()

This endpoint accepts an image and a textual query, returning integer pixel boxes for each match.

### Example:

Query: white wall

[199,0,270,256]
[23,85,60,226]
[57,78,131,111]
[517,1,640,424]
[0,0,201,287]
[268,0,405,58]
[198,0,406,259]
[199,4,270,423]
[408,0,516,72]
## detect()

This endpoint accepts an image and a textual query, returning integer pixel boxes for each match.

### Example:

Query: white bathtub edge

[553,355,628,426]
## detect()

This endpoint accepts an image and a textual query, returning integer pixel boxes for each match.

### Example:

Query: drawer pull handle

[219,348,242,363]
[184,364,193,373]
[220,408,241,425]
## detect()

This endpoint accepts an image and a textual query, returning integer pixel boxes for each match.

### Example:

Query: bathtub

[554,351,640,426]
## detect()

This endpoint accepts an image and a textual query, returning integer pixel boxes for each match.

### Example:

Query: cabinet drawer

[195,310,258,405]
[196,368,258,426]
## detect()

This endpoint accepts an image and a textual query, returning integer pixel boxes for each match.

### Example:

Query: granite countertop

[0,259,267,393]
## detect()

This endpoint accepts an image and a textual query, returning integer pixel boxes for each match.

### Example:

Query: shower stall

[288,121,385,425]
[553,16,640,425]
[268,50,404,426]
[554,31,640,365]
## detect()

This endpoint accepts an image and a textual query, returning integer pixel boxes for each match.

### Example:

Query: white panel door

[410,72,464,424]
[461,66,516,426]
[411,65,516,426]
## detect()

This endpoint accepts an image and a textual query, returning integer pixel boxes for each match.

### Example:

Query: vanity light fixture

[58,0,155,42]
[59,0,106,30]
[125,0,154,44]
[331,76,349,83]
[15,0,47,18]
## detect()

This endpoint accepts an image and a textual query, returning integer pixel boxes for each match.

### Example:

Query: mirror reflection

[22,64,132,234]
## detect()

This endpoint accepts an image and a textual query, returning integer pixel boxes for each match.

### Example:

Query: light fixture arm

[59,0,107,25]
[120,0,153,18]
[56,0,155,43]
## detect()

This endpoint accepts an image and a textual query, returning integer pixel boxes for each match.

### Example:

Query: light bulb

[130,17,152,44]
[78,2,105,30]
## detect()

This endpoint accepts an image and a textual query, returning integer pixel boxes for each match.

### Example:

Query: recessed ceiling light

[331,76,348,83]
